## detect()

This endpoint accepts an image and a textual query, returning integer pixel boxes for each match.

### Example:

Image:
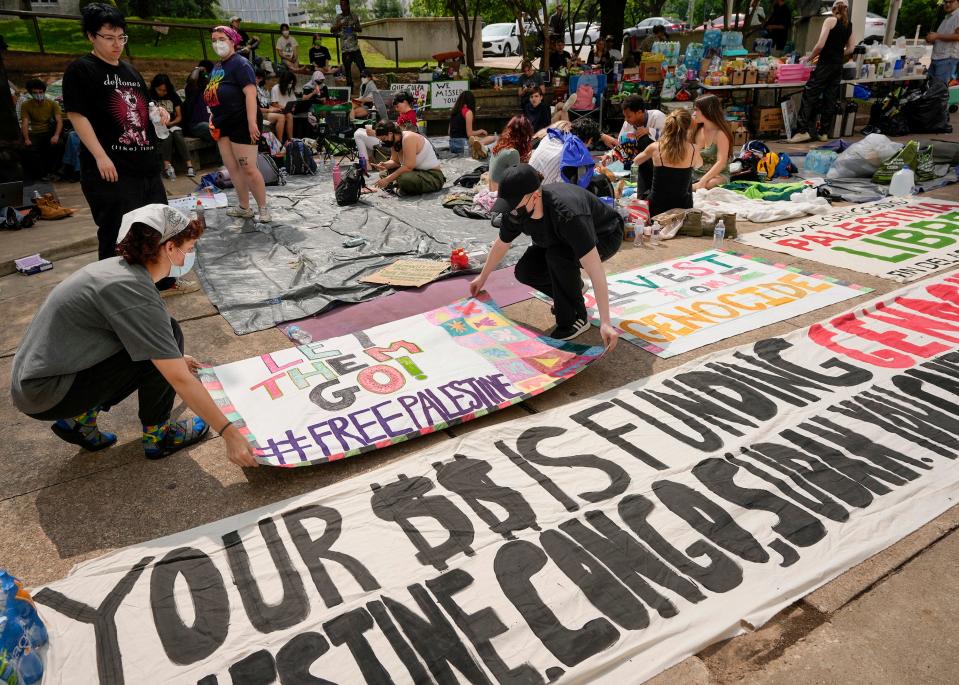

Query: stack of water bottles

[0,571,47,685]
[803,149,838,177]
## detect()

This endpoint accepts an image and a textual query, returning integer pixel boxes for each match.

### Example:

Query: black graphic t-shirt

[62,53,161,179]
[204,54,256,127]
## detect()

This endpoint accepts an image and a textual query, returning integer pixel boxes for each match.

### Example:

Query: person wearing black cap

[10,204,258,468]
[470,164,622,348]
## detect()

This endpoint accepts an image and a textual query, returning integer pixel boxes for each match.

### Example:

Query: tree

[447,0,483,66]
[869,0,941,40]
[373,0,404,17]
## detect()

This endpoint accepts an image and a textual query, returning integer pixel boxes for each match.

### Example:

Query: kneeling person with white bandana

[10,205,258,467]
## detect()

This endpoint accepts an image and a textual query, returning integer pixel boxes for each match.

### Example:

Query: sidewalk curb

[0,236,99,277]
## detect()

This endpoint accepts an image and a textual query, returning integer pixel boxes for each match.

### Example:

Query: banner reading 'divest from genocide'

[737,198,959,282]
[536,250,871,357]
[200,294,603,467]
[36,272,959,684]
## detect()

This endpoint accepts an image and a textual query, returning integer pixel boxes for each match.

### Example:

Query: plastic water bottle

[195,199,205,227]
[889,164,915,197]
[333,163,342,188]
[32,190,41,200]
[713,220,726,250]
[149,102,170,139]
[650,221,661,247]
[287,325,313,345]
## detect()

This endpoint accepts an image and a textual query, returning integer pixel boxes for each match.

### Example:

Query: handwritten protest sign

[200,294,603,466]
[360,258,450,287]
[537,250,870,357]
[430,80,468,109]
[389,82,429,108]
[36,271,959,683]
[737,198,959,282]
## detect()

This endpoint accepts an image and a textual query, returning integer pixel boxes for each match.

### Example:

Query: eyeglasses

[96,32,129,44]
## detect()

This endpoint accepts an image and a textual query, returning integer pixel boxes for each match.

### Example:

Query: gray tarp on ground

[195,157,530,335]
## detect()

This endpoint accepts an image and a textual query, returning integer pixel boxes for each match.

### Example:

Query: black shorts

[214,109,260,146]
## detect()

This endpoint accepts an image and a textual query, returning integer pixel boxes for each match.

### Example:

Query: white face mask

[212,40,231,57]
[282,30,290,37]
[168,246,196,278]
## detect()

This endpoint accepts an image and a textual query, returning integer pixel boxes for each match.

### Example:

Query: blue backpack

[284,139,318,175]
[553,128,595,189]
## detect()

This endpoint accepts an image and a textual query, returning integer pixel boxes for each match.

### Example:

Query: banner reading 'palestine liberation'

[34,271,959,684]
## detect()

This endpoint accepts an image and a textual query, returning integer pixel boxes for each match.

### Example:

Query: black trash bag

[902,77,953,134]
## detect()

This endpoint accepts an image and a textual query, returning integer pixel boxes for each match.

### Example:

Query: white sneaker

[818,133,829,142]
[258,207,272,223]
[227,206,255,219]
[164,166,176,180]
[786,132,812,144]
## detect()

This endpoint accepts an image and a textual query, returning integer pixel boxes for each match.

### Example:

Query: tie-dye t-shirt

[62,53,161,179]
[203,54,256,126]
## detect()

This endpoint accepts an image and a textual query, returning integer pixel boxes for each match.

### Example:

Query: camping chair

[567,73,607,127]
[317,109,357,164]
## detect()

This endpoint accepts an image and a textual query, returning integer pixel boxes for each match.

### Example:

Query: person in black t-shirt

[63,3,170,270]
[309,34,334,74]
[764,0,792,53]
[469,164,623,347]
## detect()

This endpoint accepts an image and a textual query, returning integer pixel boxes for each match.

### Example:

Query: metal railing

[0,9,403,67]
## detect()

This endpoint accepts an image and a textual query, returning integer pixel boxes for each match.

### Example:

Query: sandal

[142,417,209,460]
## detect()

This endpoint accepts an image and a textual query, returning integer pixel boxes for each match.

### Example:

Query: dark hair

[81,3,126,38]
[149,73,176,100]
[621,94,647,114]
[653,25,667,35]
[280,23,290,30]
[392,91,413,106]
[254,67,266,79]
[360,69,372,78]
[198,59,215,73]
[571,117,601,145]
[278,70,296,96]
[25,78,46,92]
[374,120,402,137]
[116,220,204,266]
[452,90,476,114]
[492,116,534,162]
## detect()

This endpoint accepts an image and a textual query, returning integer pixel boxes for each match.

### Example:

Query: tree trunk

[599,0,627,43]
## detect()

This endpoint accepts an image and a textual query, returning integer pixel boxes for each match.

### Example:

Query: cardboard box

[731,123,749,147]
[730,69,745,86]
[752,107,784,133]
[744,68,758,85]
[623,66,641,81]
[640,62,662,82]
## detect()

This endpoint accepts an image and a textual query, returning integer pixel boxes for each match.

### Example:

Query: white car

[482,23,521,57]
[864,12,887,39]
[564,21,601,47]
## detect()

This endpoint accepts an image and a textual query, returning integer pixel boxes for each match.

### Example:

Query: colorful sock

[142,417,208,458]
[54,408,117,448]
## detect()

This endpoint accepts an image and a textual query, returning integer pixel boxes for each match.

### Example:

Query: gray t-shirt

[11,257,182,414]
[933,9,959,60]
[489,148,520,183]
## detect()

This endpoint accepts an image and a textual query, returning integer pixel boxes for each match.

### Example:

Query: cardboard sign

[537,251,870,357]
[430,80,469,109]
[200,294,603,466]
[389,82,429,108]
[36,271,959,684]
[360,259,450,287]
[737,198,959,282]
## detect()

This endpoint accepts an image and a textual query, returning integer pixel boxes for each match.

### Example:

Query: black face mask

[511,206,530,219]
[392,134,403,151]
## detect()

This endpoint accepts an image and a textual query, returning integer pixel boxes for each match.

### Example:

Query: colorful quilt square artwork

[200,293,603,466]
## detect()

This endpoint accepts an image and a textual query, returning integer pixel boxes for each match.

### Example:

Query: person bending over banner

[470,163,622,347]
[10,205,258,468]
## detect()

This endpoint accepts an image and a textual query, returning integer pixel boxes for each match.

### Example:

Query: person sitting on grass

[10,204,257,468]
[371,120,445,195]
[149,73,195,180]
[275,23,300,73]
[448,90,496,158]
[309,34,333,75]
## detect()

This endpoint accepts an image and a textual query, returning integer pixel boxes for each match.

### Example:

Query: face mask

[361,77,370,84]
[168,246,196,278]
[212,40,231,57]
[282,30,290,37]
[32,93,45,101]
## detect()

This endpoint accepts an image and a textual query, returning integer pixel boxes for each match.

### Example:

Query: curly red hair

[116,220,205,266]
[492,116,534,162]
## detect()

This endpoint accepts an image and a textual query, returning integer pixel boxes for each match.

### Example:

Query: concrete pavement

[3,125,959,682]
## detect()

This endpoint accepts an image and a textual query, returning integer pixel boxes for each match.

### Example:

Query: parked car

[564,21,601,47]
[627,17,688,37]
[482,23,521,57]
[694,10,765,31]
[818,5,887,39]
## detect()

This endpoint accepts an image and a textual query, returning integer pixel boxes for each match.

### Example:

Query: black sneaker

[550,318,591,341]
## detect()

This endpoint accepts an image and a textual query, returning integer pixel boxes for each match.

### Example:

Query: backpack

[257,152,287,186]
[335,163,365,206]
[284,139,318,175]
[555,128,594,189]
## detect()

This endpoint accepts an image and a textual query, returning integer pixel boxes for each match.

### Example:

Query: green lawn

[0,16,423,68]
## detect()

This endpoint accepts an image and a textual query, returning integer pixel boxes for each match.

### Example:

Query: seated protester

[587,35,614,73]
[549,39,571,74]
[275,23,300,73]
[689,94,733,190]
[488,116,534,192]
[284,82,325,140]
[633,109,702,218]
[354,121,388,168]
[20,78,63,182]
[606,35,623,61]
[184,66,213,142]
[309,34,333,73]
[230,16,259,62]
[529,118,598,185]
[522,88,551,134]
[393,91,418,130]
[470,163,622,345]
[600,94,666,198]
[371,121,445,195]
[271,70,297,112]
[518,60,545,103]
[352,70,379,119]
[10,204,256,468]
[150,73,195,180]
[255,68,286,141]
[448,90,496,158]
